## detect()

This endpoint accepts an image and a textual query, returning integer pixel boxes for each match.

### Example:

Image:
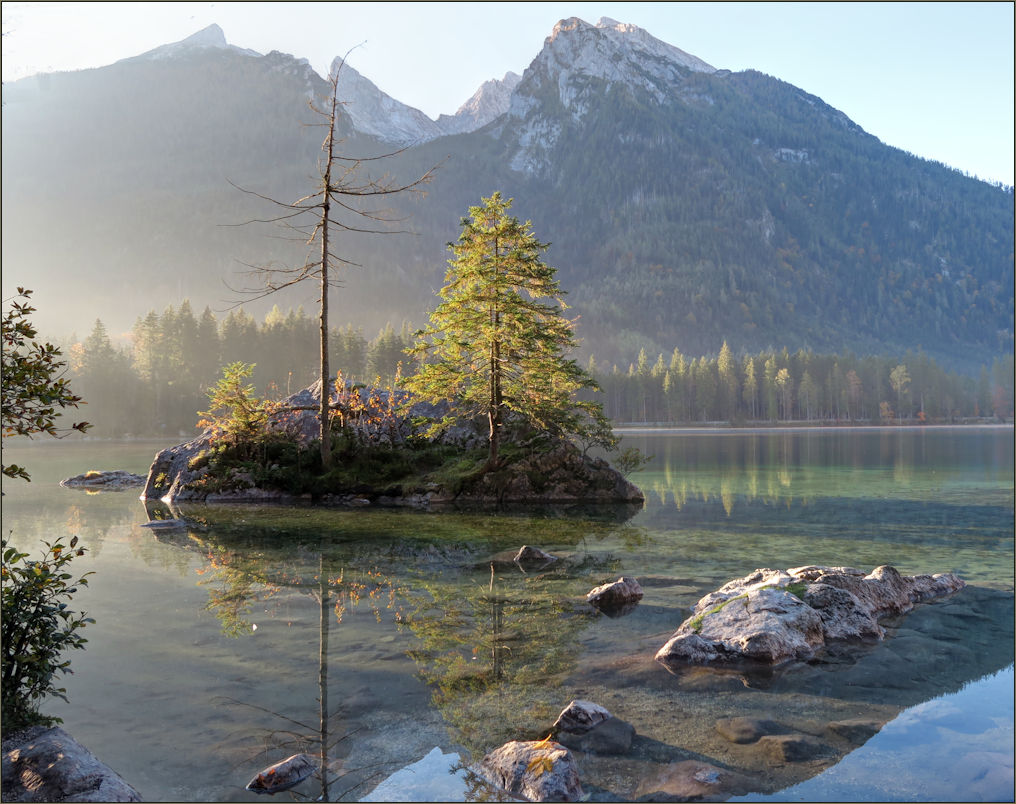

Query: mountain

[119,23,262,62]
[1,18,1011,371]
[331,57,444,145]
[435,72,522,136]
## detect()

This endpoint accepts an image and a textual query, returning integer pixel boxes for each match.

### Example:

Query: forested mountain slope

[2,17,1011,372]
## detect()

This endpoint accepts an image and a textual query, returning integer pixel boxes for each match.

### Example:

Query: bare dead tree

[227,56,440,469]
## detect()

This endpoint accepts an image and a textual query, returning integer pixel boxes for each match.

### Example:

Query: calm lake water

[2,427,1013,801]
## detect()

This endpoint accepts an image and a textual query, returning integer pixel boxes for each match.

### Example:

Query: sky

[2,2,1013,186]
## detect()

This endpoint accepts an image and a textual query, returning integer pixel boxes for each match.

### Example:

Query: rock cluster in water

[655,565,966,666]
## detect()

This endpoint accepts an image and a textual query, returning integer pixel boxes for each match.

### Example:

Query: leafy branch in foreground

[1,535,94,731]
[2,288,91,481]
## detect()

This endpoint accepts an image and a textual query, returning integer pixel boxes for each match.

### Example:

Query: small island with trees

[142,194,644,508]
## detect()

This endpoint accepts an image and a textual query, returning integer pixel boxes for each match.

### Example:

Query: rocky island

[141,380,642,508]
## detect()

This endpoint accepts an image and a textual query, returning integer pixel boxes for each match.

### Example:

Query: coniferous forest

[64,302,1013,438]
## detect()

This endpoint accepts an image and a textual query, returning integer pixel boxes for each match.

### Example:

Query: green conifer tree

[405,193,612,466]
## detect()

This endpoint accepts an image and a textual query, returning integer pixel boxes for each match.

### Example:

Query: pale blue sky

[2,2,1013,185]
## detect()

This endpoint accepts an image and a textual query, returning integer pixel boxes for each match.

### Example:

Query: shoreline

[615,422,1014,435]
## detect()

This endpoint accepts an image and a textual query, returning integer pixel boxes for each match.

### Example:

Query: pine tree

[405,193,612,466]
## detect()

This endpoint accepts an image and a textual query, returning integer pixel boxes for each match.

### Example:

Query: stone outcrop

[141,381,642,507]
[656,565,965,667]
[479,739,582,802]
[2,726,141,802]
[552,700,636,755]
[60,470,146,491]
[586,577,644,611]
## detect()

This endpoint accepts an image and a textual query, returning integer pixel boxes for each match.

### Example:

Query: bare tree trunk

[318,83,337,470]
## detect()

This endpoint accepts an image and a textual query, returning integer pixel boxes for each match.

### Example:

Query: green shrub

[1,535,94,731]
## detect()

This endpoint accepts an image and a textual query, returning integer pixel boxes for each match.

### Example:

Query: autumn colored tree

[405,193,613,466]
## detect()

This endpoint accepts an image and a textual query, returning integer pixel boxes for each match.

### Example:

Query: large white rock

[656,565,965,667]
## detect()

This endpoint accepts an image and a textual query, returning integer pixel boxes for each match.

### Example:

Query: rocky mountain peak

[123,23,261,63]
[329,56,443,146]
[506,17,716,174]
[179,23,229,48]
[436,71,522,136]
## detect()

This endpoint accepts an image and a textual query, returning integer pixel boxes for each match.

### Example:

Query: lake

[2,427,1012,801]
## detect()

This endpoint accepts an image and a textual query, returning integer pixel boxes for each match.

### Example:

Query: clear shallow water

[1,428,1012,801]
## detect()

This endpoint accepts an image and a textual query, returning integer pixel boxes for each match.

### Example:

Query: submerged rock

[656,565,965,667]
[552,700,635,755]
[515,545,558,564]
[635,759,755,801]
[587,577,644,611]
[714,716,786,744]
[60,470,146,491]
[479,739,582,802]
[245,753,317,795]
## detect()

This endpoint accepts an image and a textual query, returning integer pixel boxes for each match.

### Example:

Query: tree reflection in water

[195,537,409,800]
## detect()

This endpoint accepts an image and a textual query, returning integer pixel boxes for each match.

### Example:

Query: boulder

[656,565,965,667]
[60,470,146,491]
[245,753,317,795]
[2,726,140,802]
[552,700,635,755]
[552,700,611,734]
[479,739,582,802]
[587,577,644,612]
[515,545,558,564]
[555,716,635,755]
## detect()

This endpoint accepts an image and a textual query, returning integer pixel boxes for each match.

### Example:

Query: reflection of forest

[135,504,1013,801]
[144,505,624,790]
[634,430,1014,521]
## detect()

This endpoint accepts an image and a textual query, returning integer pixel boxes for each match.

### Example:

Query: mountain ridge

[1,17,1011,372]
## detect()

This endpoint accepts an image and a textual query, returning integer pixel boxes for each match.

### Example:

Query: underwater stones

[714,717,785,744]
[479,739,582,802]
[635,759,755,801]
[756,734,828,763]
[586,576,643,614]
[826,718,881,744]
[655,565,966,667]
